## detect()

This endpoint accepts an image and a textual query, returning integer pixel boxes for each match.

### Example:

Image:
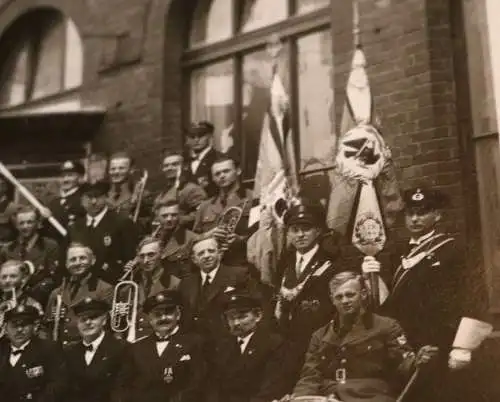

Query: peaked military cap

[222,288,261,312]
[5,305,40,323]
[283,197,326,227]
[72,297,110,317]
[143,290,182,314]
[81,180,110,197]
[61,160,85,175]
[403,187,449,211]
[186,121,214,136]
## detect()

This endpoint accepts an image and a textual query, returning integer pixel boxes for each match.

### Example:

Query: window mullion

[234,55,243,177]
[288,38,300,173]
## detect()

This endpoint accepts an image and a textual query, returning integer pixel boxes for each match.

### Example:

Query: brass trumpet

[131,169,148,223]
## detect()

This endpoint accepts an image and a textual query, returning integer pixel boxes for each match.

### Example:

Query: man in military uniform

[153,151,207,230]
[3,205,62,306]
[273,198,340,381]
[120,237,181,342]
[44,160,86,241]
[362,186,489,402]
[0,176,16,247]
[192,156,253,266]
[184,121,221,197]
[65,297,128,402]
[115,290,205,402]
[282,272,437,402]
[0,305,66,402]
[45,242,113,346]
[207,288,291,402]
[154,200,197,279]
[70,180,140,284]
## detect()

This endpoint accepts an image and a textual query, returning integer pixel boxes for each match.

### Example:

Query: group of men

[0,120,490,402]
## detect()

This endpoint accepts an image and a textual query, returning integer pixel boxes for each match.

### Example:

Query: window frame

[182,1,332,183]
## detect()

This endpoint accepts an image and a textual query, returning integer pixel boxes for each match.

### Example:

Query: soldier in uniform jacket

[64,297,128,402]
[116,290,206,402]
[0,305,67,402]
[285,272,438,402]
[207,289,292,402]
[70,180,140,284]
[45,243,113,346]
[193,156,253,266]
[44,160,86,242]
[154,152,207,230]
[3,205,62,306]
[184,121,222,197]
[273,199,340,381]
[362,186,489,402]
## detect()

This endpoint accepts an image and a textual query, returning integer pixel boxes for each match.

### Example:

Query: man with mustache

[2,205,62,307]
[45,242,113,346]
[362,187,490,402]
[153,151,207,230]
[116,290,205,402]
[0,304,66,402]
[280,271,437,402]
[65,297,128,402]
[207,288,291,402]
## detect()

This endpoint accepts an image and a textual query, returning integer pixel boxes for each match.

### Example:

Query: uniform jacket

[293,314,415,402]
[153,180,207,230]
[159,227,197,279]
[70,209,140,284]
[3,235,63,307]
[207,325,292,402]
[0,337,67,402]
[193,186,253,265]
[64,332,128,402]
[274,246,339,352]
[45,275,113,346]
[116,330,206,402]
[185,147,221,197]
[45,187,85,241]
[380,232,469,350]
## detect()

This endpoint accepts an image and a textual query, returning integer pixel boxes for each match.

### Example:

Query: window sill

[0,87,82,113]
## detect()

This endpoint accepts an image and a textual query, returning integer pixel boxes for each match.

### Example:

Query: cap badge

[412,189,424,201]
[63,161,74,170]
[84,297,92,303]
[156,294,165,302]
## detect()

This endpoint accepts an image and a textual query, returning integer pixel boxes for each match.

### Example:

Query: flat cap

[222,288,261,312]
[403,187,448,211]
[143,290,182,314]
[186,121,214,136]
[81,180,110,197]
[284,198,325,227]
[72,297,110,317]
[61,160,85,175]
[5,305,40,323]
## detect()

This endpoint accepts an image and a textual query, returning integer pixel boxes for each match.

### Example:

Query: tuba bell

[216,205,244,253]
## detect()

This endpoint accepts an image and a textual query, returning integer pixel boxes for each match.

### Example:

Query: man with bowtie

[362,186,490,402]
[0,305,66,401]
[116,290,205,402]
[70,180,139,284]
[64,297,128,402]
[207,289,291,402]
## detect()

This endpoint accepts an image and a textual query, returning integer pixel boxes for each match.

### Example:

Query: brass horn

[111,276,139,343]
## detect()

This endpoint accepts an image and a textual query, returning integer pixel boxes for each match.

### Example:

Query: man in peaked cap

[115,289,206,402]
[65,296,128,402]
[206,288,291,402]
[69,179,140,284]
[0,305,67,402]
[44,160,86,242]
[273,197,341,387]
[362,186,490,402]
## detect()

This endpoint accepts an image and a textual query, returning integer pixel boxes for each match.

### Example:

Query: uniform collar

[60,186,79,198]
[409,230,436,246]
[11,340,31,352]
[86,207,108,227]
[155,325,180,342]
[83,330,105,350]
[190,145,212,161]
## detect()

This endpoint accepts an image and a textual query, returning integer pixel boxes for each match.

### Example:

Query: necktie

[238,338,245,353]
[201,275,211,299]
[69,280,79,300]
[87,218,95,228]
[19,239,28,260]
[296,256,304,277]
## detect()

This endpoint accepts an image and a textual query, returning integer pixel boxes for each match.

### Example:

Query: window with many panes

[0,9,83,108]
[184,0,334,181]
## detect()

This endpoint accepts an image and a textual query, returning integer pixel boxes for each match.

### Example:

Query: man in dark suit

[70,180,140,284]
[363,186,490,402]
[184,121,221,197]
[64,297,128,402]
[178,236,260,345]
[116,290,205,402]
[207,288,291,402]
[0,305,66,401]
[273,199,340,381]
[44,160,86,241]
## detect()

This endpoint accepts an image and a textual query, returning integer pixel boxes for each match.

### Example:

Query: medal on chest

[163,367,174,383]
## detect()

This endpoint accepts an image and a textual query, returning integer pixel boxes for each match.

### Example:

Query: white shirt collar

[237,332,255,352]
[60,186,79,198]
[409,230,436,246]
[11,340,30,352]
[295,244,319,271]
[83,331,105,350]
[86,207,108,227]
[200,266,219,282]
[156,325,180,343]
[191,145,212,161]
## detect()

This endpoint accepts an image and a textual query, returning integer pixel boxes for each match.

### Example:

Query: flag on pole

[247,66,299,285]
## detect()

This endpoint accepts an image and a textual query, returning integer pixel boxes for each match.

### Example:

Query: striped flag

[247,68,299,285]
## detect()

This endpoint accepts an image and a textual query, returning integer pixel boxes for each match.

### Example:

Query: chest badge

[25,365,44,378]
[163,367,174,383]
